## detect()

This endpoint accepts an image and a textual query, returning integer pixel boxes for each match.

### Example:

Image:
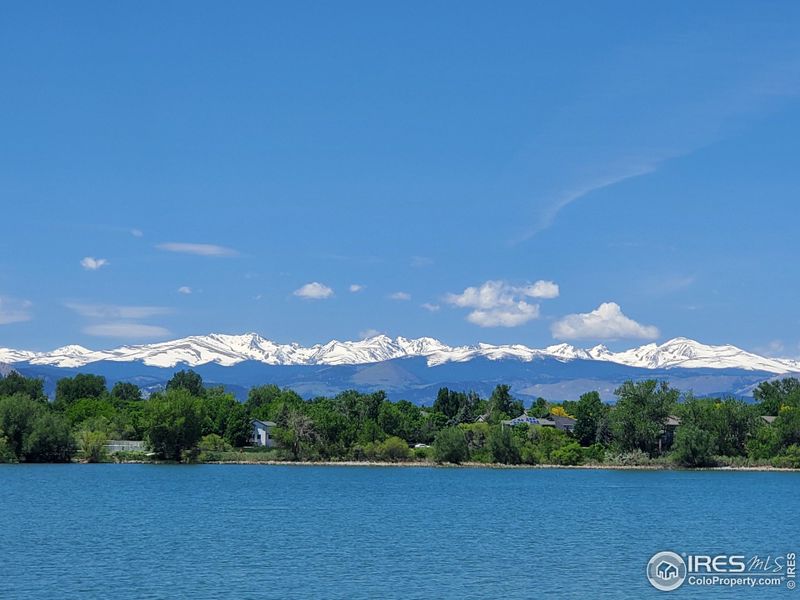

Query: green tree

[610,380,678,456]
[529,397,550,418]
[0,393,42,458]
[142,389,206,461]
[753,378,800,415]
[224,402,252,447]
[487,426,521,464]
[433,427,470,464]
[166,370,205,397]
[24,412,76,462]
[672,424,715,467]
[0,372,46,402]
[77,429,108,463]
[573,391,609,446]
[54,374,107,409]
[111,381,142,403]
[379,436,411,461]
[551,441,584,466]
[487,385,523,422]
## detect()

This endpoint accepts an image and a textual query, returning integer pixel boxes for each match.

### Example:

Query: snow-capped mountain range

[1,333,799,374]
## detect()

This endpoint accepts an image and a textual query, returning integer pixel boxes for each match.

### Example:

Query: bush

[112,450,151,462]
[488,426,521,464]
[433,427,470,464]
[582,443,606,463]
[604,449,652,466]
[24,412,76,463]
[413,446,432,460]
[199,433,232,453]
[379,436,411,461]
[552,441,584,466]
[672,425,716,467]
[77,430,108,463]
[0,432,16,463]
[771,444,800,469]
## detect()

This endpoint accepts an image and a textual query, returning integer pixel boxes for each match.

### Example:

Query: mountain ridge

[1,333,798,374]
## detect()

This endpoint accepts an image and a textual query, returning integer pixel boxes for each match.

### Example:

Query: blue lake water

[1,465,798,599]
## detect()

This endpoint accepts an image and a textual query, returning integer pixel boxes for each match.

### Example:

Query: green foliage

[0,430,16,463]
[487,426,521,464]
[551,441,584,466]
[672,424,716,467]
[77,430,108,463]
[433,388,480,423]
[677,396,756,457]
[433,427,470,464]
[487,385,524,423]
[0,393,41,458]
[142,389,206,461]
[65,397,116,427]
[378,436,411,461]
[111,382,142,403]
[275,410,318,460]
[611,380,678,456]
[582,443,606,463]
[54,374,107,409]
[528,397,550,418]
[753,378,800,415]
[771,444,800,469]
[523,425,572,464]
[166,370,205,397]
[0,372,46,402]
[224,402,252,447]
[24,412,76,462]
[573,391,610,446]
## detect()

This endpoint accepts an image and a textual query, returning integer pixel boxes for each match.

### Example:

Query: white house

[252,419,277,448]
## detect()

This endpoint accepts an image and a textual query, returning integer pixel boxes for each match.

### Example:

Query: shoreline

[103,459,800,472]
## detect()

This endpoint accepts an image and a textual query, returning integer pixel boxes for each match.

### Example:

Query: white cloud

[131,228,144,237]
[81,257,109,271]
[349,284,365,293]
[421,303,440,312]
[294,282,334,300]
[389,291,411,301]
[359,328,383,339]
[0,296,32,325]
[156,242,239,257]
[551,302,659,341]
[444,279,559,327]
[83,323,170,338]
[178,286,192,295]
[65,302,171,319]
[467,302,540,327]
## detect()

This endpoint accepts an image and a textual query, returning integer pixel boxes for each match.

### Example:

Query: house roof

[551,416,576,426]
[252,419,277,427]
[761,415,777,424]
[502,415,556,427]
[664,416,681,426]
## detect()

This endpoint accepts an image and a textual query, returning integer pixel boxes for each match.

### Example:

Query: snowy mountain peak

[1,333,799,374]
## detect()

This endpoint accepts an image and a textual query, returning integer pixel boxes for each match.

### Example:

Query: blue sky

[1,1,799,354]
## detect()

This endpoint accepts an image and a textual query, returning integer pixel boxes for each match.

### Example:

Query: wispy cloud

[83,323,170,338]
[551,302,659,341]
[65,302,172,319]
[177,286,192,295]
[130,228,144,238]
[294,282,334,300]
[410,256,434,268]
[349,284,365,293]
[0,296,33,325]
[156,242,239,257]
[359,328,383,339]
[80,256,109,271]
[445,279,559,327]
[389,291,411,301]
[421,303,440,312]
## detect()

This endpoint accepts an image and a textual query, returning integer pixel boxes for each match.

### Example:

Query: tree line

[0,369,798,467]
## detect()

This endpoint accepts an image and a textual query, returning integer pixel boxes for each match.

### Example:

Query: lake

[1,465,798,599]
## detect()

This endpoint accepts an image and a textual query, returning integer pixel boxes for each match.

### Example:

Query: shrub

[488,426,521,464]
[379,436,411,462]
[771,444,800,469]
[672,425,716,467]
[552,441,584,466]
[199,433,232,453]
[413,446,432,460]
[604,449,652,466]
[582,443,606,463]
[433,427,470,464]
[24,412,76,463]
[77,430,108,463]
